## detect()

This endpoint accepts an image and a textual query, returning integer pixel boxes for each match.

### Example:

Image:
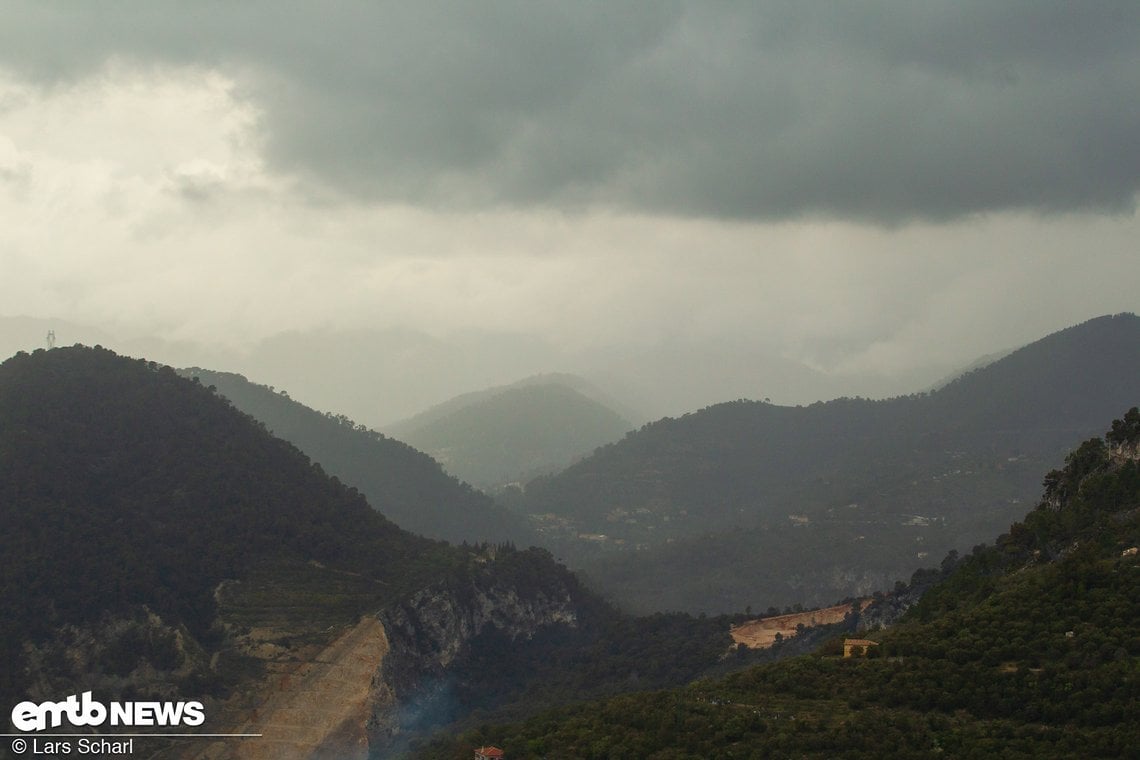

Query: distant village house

[475,746,505,759]
[843,638,879,658]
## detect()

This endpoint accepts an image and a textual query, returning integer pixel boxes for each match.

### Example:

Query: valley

[4,6,1137,756]
[1,318,1137,759]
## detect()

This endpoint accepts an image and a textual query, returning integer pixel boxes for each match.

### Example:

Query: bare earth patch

[730,600,871,649]
[188,616,391,760]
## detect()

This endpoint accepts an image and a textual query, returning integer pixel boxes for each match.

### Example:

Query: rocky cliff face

[371,555,582,754]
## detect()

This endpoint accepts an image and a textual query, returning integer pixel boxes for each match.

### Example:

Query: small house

[475,747,505,759]
[843,638,879,658]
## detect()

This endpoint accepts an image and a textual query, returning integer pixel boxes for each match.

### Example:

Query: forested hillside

[413,408,1140,759]
[0,347,467,716]
[523,313,1140,612]
[0,347,630,756]
[180,367,534,544]
[0,347,782,753]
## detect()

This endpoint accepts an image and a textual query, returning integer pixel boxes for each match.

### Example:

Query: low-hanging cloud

[1,1,1137,223]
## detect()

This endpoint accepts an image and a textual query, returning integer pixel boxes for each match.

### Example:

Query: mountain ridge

[522,313,1140,613]
[387,372,644,435]
[178,367,534,545]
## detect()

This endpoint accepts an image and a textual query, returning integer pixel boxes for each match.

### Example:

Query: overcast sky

[0,2,1137,418]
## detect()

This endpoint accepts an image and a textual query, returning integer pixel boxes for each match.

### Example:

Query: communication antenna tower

[46,330,56,349]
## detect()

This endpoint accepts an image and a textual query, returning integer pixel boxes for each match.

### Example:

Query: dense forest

[0,346,473,715]
[411,408,1140,758]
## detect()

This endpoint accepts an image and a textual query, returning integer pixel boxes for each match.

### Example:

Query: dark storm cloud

[2,1,1138,222]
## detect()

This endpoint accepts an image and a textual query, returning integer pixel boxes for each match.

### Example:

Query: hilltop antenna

[46,330,56,350]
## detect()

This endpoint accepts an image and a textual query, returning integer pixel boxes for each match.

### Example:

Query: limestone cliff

[372,554,582,754]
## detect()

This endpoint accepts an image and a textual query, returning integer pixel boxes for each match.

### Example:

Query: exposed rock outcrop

[730,600,872,649]
[189,617,391,760]
[372,558,581,754]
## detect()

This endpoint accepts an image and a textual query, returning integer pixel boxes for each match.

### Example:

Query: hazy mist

[0,2,1137,424]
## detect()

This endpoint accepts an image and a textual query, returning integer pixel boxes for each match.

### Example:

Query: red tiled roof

[475,747,505,759]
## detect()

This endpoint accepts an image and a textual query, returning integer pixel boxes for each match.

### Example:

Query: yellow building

[843,638,879,658]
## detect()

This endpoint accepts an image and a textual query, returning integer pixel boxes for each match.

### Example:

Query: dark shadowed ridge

[0,345,460,713]
[180,366,536,546]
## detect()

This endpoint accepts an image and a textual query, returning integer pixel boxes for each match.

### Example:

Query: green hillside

[180,367,534,545]
[391,381,634,489]
[0,347,465,713]
[522,313,1140,613]
[0,347,773,751]
[412,408,1140,759]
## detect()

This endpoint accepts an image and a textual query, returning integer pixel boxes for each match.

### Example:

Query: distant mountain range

[179,367,536,545]
[387,374,636,489]
[0,315,968,428]
[521,313,1140,614]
